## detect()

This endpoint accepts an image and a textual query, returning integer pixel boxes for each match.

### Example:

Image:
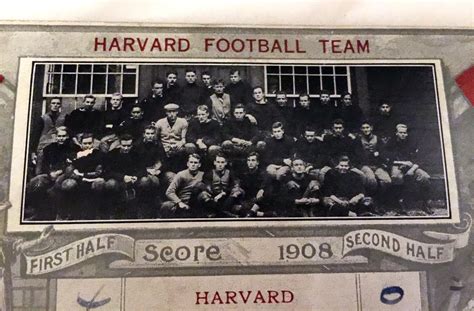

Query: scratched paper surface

[0,24,473,310]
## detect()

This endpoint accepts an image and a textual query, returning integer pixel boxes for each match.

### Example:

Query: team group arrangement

[25,68,435,221]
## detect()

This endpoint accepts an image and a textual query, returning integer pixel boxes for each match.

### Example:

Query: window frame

[264,65,352,98]
[41,63,139,98]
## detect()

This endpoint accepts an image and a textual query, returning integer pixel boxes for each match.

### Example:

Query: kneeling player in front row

[322,156,374,216]
[198,152,242,217]
[161,153,204,218]
[281,158,321,217]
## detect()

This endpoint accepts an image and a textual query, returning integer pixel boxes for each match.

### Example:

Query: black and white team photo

[23,62,451,221]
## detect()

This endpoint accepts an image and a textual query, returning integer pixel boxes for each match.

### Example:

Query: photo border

[7,57,460,232]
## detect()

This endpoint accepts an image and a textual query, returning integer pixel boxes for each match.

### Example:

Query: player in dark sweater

[247,86,282,135]
[26,126,79,220]
[140,79,167,122]
[118,105,148,140]
[293,93,321,136]
[51,133,105,220]
[226,69,253,107]
[222,104,261,155]
[65,95,102,145]
[262,122,295,181]
[333,92,364,134]
[185,105,222,158]
[198,153,242,217]
[322,156,373,216]
[281,158,321,217]
[294,127,331,183]
[99,93,129,152]
[103,134,148,219]
[179,68,208,119]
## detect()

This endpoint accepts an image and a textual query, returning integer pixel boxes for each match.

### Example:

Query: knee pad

[105,179,120,192]
[255,141,266,151]
[184,143,197,154]
[221,140,233,150]
[61,179,78,192]
[91,178,105,192]
[208,145,221,157]
[137,176,151,188]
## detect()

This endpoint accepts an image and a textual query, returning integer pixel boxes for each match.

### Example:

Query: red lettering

[123,37,135,52]
[211,292,224,304]
[137,38,148,52]
[344,40,355,53]
[331,40,342,53]
[195,292,209,305]
[239,291,252,303]
[109,38,121,51]
[284,40,295,53]
[164,38,176,52]
[357,39,370,53]
[296,39,306,53]
[94,37,106,52]
[247,38,256,52]
[282,290,294,303]
[258,39,269,52]
[319,39,330,53]
[267,290,279,303]
[225,291,237,304]
[204,38,214,52]
[232,39,245,52]
[253,290,266,303]
[179,39,190,52]
[150,38,162,51]
[271,40,282,53]
[216,39,230,52]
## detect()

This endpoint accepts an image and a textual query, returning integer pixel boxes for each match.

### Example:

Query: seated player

[281,158,321,217]
[185,105,222,157]
[226,69,253,106]
[65,94,101,146]
[98,93,129,152]
[273,91,294,134]
[322,156,373,216]
[315,89,336,131]
[26,126,79,220]
[163,70,180,104]
[103,134,148,219]
[31,97,67,174]
[233,152,269,216]
[294,127,331,183]
[354,121,392,195]
[333,92,364,134]
[323,119,357,167]
[140,79,166,122]
[198,152,242,217]
[119,104,147,139]
[155,103,189,171]
[200,71,214,96]
[207,79,232,125]
[161,153,205,218]
[262,122,295,180]
[293,93,321,136]
[134,126,168,218]
[247,86,282,135]
[222,104,261,155]
[179,68,207,119]
[372,102,399,144]
[384,124,431,212]
[53,133,105,220]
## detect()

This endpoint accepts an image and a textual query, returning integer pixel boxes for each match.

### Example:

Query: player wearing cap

[154,103,189,168]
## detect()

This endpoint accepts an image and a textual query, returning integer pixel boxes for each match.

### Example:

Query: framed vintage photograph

[0,22,472,311]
